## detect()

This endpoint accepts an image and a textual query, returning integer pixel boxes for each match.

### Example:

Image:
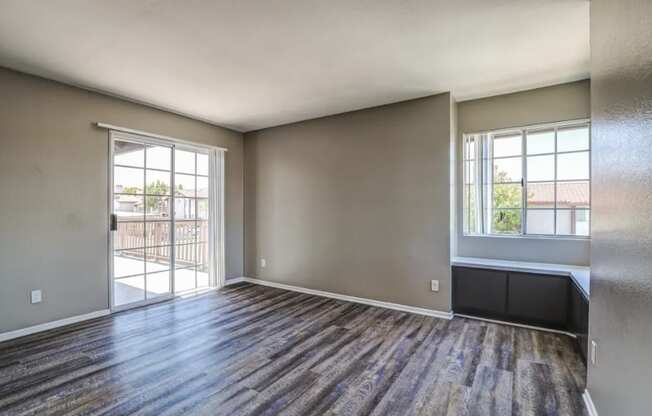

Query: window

[463,120,590,237]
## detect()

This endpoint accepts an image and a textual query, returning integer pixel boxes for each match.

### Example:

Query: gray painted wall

[0,68,244,333]
[244,94,453,312]
[588,1,652,414]
[456,81,591,266]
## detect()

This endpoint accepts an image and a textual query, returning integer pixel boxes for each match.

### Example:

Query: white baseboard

[0,309,111,343]
[454,313,576,338]
[583,389,599,416]
[231,276,453,320]
[0,279,290,343]
[224,277,247,285]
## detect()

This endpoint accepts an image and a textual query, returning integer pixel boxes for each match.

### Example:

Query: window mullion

[522,129,527,236]
[171,146,176,295]
[480,135,486,234]
[143,144,147,297]
[475,136,482,234]
[485,135,493,234]
[476,136,482,234]
[554,127,558,235]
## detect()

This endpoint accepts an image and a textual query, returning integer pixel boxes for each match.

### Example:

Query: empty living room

[1,1,651,415]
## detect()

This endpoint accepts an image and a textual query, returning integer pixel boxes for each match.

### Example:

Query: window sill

[461,233,590,242]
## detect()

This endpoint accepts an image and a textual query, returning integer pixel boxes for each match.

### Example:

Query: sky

[468,126,590,183]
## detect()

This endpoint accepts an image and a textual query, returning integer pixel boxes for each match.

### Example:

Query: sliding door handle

[110,214,118,231]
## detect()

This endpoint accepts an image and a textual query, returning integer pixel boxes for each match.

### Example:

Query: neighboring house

[527,182,590,235]
[113,188,207,221]
[174,189,197,220]
[174,188,208,219]
[114,194,143,215]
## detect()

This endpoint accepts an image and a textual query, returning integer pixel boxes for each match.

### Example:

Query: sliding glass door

[171,148,210,293]
[109,131,220,311]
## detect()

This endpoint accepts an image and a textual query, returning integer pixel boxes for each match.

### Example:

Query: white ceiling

[0,0,589,132]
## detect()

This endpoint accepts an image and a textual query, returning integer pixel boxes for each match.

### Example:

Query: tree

[145,180,169,216]
[492,169,522,233]
[146,180,169,196]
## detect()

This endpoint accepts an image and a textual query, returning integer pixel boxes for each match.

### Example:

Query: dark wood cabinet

[508,272,568,330]
[569,281,589,361]
[452,267,508,318]
[452,266,589,363]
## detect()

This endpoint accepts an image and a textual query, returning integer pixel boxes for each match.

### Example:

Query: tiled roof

[528,182,589,207]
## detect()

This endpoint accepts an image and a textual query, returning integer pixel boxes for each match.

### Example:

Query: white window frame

[462,119,591,239]
[104,124,226,312]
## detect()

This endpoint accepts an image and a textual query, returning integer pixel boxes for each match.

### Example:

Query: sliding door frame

[108,130,224,312]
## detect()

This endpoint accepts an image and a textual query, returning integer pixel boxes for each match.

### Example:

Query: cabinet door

[453,267,508,318]
[570,282,589,362]
[508,272,569,329]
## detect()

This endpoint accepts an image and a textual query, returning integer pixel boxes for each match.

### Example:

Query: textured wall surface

[588,0,652,414]
[245,94,453,312]
[0,68,244,333]
[456,81,591,266]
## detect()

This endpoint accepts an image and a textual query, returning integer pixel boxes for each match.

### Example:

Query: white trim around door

[107,129,226,312]
[97,123,228,152]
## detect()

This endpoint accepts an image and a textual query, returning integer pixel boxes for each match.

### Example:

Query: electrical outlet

[260,258,267,268]
[590,340,597,366]
[31,290,42,304]
[430,280,439,292]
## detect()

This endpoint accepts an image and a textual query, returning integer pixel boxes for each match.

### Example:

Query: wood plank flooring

[0,283,588,416]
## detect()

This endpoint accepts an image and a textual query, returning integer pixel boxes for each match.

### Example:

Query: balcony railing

[116,220,208,268]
